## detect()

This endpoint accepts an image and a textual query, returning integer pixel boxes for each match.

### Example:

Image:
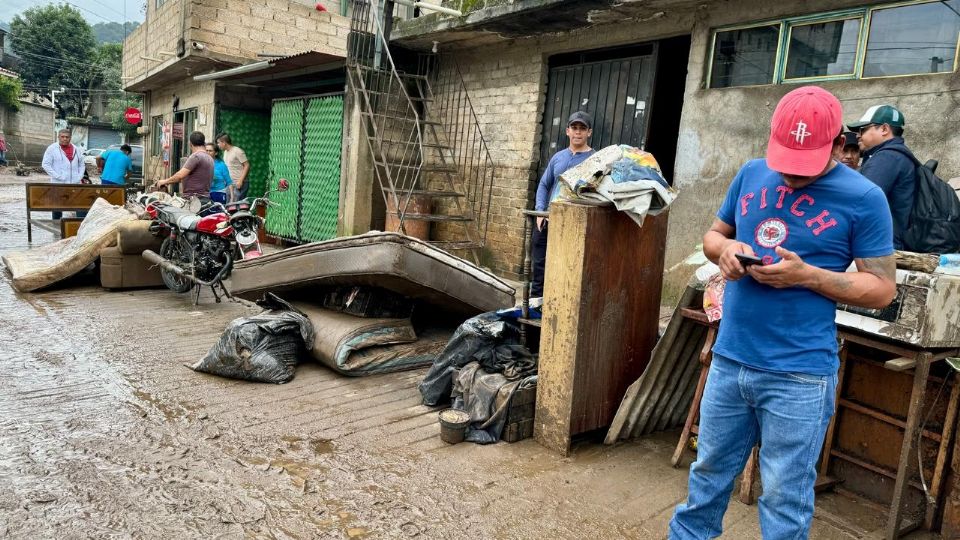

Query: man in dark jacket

[849,105,915,249]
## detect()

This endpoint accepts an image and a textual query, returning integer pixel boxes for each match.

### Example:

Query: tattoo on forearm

[859,255,896,281]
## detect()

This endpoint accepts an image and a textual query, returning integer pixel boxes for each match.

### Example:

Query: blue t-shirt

[211,159,233,192]
[100,149,132,185]
[535,148,596,211]
[713,159,894,376]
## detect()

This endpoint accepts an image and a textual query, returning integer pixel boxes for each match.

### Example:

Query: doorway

[537,36,690,185]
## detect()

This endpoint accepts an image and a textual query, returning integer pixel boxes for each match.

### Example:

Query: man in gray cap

[849,105,915,249]
[531,111,595,297]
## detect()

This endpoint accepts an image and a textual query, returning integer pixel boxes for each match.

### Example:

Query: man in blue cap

[849,105,915,249]
[530,111,595,297]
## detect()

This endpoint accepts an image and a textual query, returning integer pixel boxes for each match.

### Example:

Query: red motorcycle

[141,179,288,303]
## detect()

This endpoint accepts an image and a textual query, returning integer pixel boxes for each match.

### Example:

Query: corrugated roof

[193,50,344,83]
[0,66,20,79]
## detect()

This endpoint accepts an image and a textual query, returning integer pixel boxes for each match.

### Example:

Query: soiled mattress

[3,198,137,292]
[231,232,516,315]
[289,301,449,376]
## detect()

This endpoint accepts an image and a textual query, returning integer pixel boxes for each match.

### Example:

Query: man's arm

[704,218,756,281]
[157,167,190,188]
[96,156,105,169]
[859,151,899,195]
[238,161,250,187]
[748,247,896,309]
[41,147,57,179]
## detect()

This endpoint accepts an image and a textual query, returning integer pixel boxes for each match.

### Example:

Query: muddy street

[0,172,917,539]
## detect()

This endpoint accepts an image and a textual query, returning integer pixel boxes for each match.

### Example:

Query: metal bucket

[438,408,471,444]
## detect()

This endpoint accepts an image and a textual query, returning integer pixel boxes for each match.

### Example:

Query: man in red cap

[669,86,896,539]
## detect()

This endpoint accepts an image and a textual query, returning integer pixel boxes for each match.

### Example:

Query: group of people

[535,88,913,539]
[154,131,250,204]
[39,128,251,209]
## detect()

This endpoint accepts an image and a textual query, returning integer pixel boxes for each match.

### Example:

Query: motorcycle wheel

[159,236,195,294]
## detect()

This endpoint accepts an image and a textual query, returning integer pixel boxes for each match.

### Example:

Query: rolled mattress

[230,232,516,315]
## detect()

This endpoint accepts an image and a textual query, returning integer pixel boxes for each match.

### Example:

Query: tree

[0,76,23,112]
[104,94,143,140]
[9,5,97,117]
[92,21,140,44]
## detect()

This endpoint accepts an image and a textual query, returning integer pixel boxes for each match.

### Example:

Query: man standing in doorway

[848,105,916,250]
[216,133,250,199]
[41,129,86,219]
[669,86,896,539]
[156,131,214,198]
[531,111,595,297]
[97,144,133,186]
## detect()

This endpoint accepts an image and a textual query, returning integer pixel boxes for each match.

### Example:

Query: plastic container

[937,254,960,276]
[438,408,471,444]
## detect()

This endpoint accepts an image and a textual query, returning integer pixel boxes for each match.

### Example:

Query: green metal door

[216,108,271,197]
[300,95,344,242]
[265,94,344,243]
[265,99,303,240]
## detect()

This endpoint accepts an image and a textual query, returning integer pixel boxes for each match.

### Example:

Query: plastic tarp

[452,362,538,444]
[189,310,314,384]
[3,198,136,292]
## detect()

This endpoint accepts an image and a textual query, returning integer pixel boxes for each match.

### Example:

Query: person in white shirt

[41,129,86,219]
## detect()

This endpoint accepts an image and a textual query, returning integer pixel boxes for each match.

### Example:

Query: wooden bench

[25,183,125,242]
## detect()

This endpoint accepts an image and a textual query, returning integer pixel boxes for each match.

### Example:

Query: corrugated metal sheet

[604,285,710,443]
[265,99,303,240]
[300,95,344,242]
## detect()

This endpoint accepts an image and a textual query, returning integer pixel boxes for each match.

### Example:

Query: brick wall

[188,0,350,59]
[124,0,350,90]
[1,101,55,165]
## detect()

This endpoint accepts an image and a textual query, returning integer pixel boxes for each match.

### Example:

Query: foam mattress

[230,232,516,315]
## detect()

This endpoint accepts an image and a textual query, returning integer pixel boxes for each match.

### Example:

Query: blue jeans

[669,354,837,540]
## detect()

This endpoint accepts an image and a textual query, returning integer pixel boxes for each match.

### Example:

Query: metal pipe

[393,0,462,16]
[142,249,234,287]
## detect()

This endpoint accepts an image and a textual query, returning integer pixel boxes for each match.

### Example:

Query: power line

[60,1,125,25]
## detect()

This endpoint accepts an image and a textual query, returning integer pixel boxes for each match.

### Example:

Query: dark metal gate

[539,44,659,172]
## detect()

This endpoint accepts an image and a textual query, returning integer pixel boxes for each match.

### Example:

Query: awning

[193,51,345,85]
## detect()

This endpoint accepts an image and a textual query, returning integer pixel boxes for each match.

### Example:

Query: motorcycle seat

[158,206,201,231]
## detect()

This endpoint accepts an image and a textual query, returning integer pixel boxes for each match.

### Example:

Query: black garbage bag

[418,312,523,406]
[189,310,314,384]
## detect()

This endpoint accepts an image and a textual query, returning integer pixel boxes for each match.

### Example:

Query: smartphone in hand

[735,252,764,267]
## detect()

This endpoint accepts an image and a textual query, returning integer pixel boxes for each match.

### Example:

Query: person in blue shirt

[848,105,915,250]
[669,87,897,540]
[96,144,132,186]
[205,143,235,204]
[530,111,596,297]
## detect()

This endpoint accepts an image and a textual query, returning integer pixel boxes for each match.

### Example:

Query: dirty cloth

[419,312,524,406]
[452,362,538,444]
[558,144,676,226]
[286,300,447,376]
[3,198,136,292]
[190,309,314,384]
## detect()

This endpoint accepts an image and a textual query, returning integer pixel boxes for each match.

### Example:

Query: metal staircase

[346,0,494,261]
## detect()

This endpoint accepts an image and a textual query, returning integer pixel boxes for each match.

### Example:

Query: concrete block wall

[0,102,55,165]
[122,0,187,84]
[188,0,350,59]
[143,79,217,180]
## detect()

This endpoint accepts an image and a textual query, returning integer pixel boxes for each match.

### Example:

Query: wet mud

[0,172,921,539]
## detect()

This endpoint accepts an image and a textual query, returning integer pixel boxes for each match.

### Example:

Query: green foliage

[92,21,140,44]
[104,94,143,140]
[10,5,97,117]
[0,76,23,112]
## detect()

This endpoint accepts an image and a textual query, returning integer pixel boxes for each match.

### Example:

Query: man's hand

[716,240,755,281]
[536,216,547,231]
[748,246,812,288]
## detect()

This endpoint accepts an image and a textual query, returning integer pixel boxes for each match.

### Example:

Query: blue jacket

[859,137,916,250]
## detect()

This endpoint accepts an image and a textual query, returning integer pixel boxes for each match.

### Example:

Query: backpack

[884,146,960,254]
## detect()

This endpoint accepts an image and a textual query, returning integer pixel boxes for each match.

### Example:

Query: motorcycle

[141,179,288,303]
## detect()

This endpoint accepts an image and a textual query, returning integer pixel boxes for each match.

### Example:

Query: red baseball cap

[766,86,843,177]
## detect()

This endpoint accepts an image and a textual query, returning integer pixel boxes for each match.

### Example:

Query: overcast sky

[0,0,145,26]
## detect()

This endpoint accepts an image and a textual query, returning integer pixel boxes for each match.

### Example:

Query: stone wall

[1,101,55,165]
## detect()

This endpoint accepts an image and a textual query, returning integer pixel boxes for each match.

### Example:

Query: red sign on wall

[124,107,142,125]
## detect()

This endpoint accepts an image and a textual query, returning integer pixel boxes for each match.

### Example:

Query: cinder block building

[388,0,960,291]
